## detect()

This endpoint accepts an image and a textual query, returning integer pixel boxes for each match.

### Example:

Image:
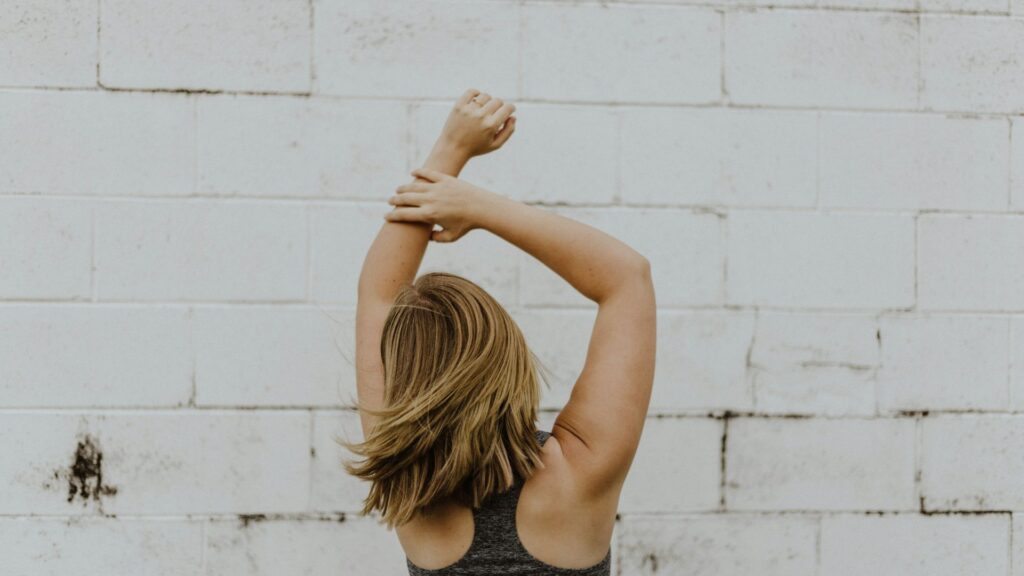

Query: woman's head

[339,271,550,529]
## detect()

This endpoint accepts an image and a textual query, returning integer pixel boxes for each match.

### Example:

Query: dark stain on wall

[64,435,118,505]
[235,512,349,528]
[239,514,269,528]
[642,552,659,573]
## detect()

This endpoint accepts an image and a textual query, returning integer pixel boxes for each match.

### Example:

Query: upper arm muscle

[354,296,393,440]
[551,267,656,500]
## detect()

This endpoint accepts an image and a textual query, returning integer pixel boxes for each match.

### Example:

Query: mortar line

[718,414,729,510]
[191,96,198,195]
[1008,513,1014,576]
[915,13,923,109]
[13,407,1024,418]
[95,0,101,85]
[308,409,316,511]
[90,205,97,302]
[305,205,313,302]
[815,111,822,208]
[1009,320,1015,409]
[913,415,923,510]
[7,192,1024,217]
[1009,118,1015,210]
[200,518,208,574]
[4,85,1024,119]
[405,101,415,173]
[745,309,759,408]
[612,109,622,205]
[3,299,1024,316]
[0,510,1010,520]
[188,306,196,407]
[720,211,729,304]
[719,10,727,103]
[516,0,1007,17]
[815,515,822,576]
[913,212,919,309]
[308,0,316,93]
[874,312,883,416]
[517,0,525,99]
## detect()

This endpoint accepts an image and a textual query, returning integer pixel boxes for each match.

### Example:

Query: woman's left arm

[353,141,470,438]
[354,89,517,438]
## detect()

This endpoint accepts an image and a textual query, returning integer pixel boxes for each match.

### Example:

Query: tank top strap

[535,429,552,445]
[468,429,552,549]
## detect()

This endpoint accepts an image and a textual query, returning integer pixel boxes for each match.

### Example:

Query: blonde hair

[338,271,551,530]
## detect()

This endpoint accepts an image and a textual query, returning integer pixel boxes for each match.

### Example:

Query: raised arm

[477,195,655,502]
[385,170,656,502]
[354,89,517,439]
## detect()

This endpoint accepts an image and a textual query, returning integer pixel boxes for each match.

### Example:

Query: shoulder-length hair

[338,271,551,529]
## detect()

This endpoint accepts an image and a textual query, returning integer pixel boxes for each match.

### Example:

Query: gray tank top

[406,429,612,575]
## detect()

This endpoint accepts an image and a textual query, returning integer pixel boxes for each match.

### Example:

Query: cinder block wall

[2,1,1021,574]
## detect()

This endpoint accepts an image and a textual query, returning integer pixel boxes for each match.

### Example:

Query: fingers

[491,101,516,125]
[457,88,481,107]
[395,181,430,194]
[410,167,447,182]
[383,207,427,223]
[473,93,492,106]
[481,97,503,116]
[491,116,516,148]
[430,228,458,243]
[387,192,424,207]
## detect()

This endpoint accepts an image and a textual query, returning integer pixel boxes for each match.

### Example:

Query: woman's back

[400,430,614,575]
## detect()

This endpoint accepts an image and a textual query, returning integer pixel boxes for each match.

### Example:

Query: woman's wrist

[469,188,514,233]
[422,138,472,176]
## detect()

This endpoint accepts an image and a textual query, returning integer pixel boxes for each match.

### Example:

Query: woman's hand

[384,167,500,243]
[435,88,517,158]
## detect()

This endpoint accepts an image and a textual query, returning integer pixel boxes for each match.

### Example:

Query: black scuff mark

[66,435,118,505]
[235,512,348,527]
[239,514,269,528]
[642,552,659,573]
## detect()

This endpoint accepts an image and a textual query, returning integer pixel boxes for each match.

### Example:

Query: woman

[343,88,656,575]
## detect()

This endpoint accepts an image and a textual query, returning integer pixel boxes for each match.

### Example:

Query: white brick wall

[2,0,1020,574]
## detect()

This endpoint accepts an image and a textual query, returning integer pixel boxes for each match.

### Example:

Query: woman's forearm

[474,195,650,304]
[356,141,471,302]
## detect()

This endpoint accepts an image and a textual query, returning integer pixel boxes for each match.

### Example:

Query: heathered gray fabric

[406,430,612,575]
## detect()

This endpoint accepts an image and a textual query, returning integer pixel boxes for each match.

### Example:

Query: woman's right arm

[475,193,657,502]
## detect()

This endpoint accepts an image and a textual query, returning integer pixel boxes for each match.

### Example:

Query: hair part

[337,271,552,530]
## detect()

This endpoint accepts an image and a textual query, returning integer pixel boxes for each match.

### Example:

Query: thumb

[431,228,457,243]
[492,116,516,148]
[411,167,445,182]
